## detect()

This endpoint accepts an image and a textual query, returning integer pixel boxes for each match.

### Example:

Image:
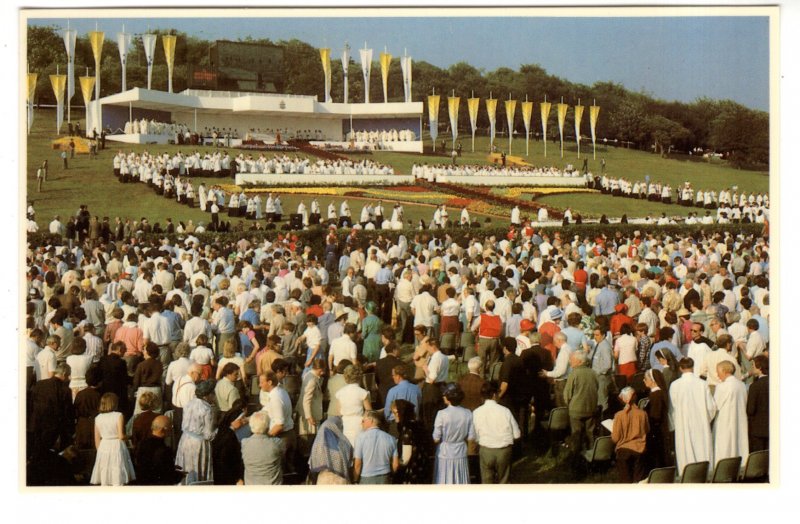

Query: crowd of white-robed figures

[670,360,750,477]
[412,163,583,182]
[122,119,189,137]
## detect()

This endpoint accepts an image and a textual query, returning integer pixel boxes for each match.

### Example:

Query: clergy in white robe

[669,361,717,475]
[712,362,749,465]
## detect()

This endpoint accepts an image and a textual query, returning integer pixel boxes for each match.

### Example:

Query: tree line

[28,25,768,167]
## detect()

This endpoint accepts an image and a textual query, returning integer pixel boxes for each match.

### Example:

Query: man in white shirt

[171,363,203,440]
[262,371,296,472]
[410,284,438,335]
[328,323,358,372]
[472,381,521,484]
[394,270,415,343]
[424,339,449,385]
[687,322,712,376]
[142,300,171,365]
[35,334,59,381]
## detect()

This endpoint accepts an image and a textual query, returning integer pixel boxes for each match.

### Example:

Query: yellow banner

[162,35,177,70]
[88,31,105,66]
[590,105,601,135]
[485,98,497,124]
[319,48,331,76]
[27,73,38,102]
[574,104,584,139]
[428,94,440,121]
[49,74,66,103]
[380,52,392,102]
[79,75,96,106]
[557,103,568,132]
[521,101,533,132]
[540,101,551,129]
[448,96,460,121]
[467,97,480,130]
[505,99,517,130]
[448,96,460,141]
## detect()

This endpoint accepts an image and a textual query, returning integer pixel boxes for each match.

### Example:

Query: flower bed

[491,187,600,199]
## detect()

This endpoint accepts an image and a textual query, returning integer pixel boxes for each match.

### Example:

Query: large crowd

[25,212,771,486]
[589,175,770,223]
[412,163,584,181]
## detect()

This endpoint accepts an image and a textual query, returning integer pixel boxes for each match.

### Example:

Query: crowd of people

[345,128,419,144]
[122,119,188,137]
[25,212,771,485]
[590,175,770,223]
[112,150,395,181]
[412,163,584,182]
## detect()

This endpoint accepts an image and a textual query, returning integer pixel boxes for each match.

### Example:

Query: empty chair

[711,456,742,483]
[582,436,614,469]
[540,407,570,451]
[741,450,769,483]
[680,461,710,483]
[646,466,676,484]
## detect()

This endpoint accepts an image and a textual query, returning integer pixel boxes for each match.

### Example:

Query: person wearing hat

[175,379,217,484]
[515,319,536,356]
[610,303,635,338]
[538,307,562,363]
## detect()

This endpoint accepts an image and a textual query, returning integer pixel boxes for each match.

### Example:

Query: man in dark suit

[375,332,404,409]
[29,362,74,456]
[498,337,530,440]
[100,341,131,419]
[134,415,183,485]
[746,354,769,452]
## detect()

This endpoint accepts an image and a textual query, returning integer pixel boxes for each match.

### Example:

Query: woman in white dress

[90,393,136,486]
[335,365,372,446]
[66,338,92,400]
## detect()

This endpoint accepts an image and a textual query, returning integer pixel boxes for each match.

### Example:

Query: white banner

[342,43,350,104]
[400,55,412,103]
[117,31,133,92]
[142,33,157,89]
[359,47,373,103]
[62,29,76,122]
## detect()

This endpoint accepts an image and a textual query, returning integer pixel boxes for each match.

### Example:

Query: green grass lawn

[25,108,769,230]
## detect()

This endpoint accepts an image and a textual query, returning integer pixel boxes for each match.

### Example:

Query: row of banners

[428,94,601,158]
[319,44,412,104]
[27,28,179,134]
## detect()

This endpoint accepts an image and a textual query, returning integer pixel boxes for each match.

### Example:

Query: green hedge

[27,222,765,258]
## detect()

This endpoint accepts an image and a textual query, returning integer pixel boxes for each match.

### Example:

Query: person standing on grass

[61,150,68,170]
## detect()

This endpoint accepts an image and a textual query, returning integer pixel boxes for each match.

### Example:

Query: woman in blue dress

[360,301,383,363]
[432,383,476,484]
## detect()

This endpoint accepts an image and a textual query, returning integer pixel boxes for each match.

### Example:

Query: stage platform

[107,133,246,147]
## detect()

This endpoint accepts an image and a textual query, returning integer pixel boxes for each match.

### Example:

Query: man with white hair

[563,351,598,452]
[712,360,749,467]
[544,332,573,407]
[241,410,284,485]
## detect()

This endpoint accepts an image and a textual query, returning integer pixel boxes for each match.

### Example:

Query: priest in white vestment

[669,358,717,475]
[712,361,749,466]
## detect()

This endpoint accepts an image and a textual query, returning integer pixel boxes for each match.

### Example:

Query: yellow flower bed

[500,187,600,199]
